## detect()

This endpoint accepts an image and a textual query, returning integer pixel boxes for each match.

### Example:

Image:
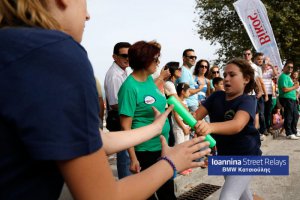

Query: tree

[194,0,300,68]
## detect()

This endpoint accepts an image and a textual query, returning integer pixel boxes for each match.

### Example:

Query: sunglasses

[287,65,294,69]
[244,53,251,56]
[199,65,208,69]
[117,54,128,59]
[212,71,219,74]
[186,56,197,60]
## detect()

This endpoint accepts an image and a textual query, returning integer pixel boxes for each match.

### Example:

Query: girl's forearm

[101,124,160,155]
[209,111,250,135]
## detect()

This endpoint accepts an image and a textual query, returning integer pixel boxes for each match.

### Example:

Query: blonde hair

[0,0,61,30]
[208,65,219,79]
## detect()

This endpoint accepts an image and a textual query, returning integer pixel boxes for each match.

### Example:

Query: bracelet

[158,156,177,179]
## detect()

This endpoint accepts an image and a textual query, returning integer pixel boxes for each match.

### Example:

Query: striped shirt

[262,66,274,95]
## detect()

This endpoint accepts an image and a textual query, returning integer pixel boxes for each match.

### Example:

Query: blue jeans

[117,150,131,179]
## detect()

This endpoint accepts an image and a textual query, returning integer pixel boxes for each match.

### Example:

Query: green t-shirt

[118,75,170,151]
[278,73,297,100]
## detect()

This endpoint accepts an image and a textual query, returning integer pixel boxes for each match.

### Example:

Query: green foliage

[194,0,300,67]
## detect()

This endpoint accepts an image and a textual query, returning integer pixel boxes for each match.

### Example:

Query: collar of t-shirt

[112,62,128,78]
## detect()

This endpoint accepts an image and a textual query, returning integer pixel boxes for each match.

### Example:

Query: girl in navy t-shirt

[0,1,212,200]
[194,58,262,200]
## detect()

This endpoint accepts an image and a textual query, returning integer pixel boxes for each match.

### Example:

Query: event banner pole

[233,0,283,71]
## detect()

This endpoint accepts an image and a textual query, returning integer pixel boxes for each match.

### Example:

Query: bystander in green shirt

[118,75,170,152]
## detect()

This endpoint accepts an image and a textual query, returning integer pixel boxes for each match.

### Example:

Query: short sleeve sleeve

[257,67,263,78]
[118,79,137,117]
[237,95,256,121]
[164,81,177,96]
[177,68,189,84]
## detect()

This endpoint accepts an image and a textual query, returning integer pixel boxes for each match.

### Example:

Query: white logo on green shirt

[144,96,156,104]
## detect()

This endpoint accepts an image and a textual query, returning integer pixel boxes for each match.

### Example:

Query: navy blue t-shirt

[0,28,102,199]
[202,91,261,156]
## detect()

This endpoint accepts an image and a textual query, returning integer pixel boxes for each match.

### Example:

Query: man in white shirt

[254,53,278,135]
[104,42,131,179]
[244,49,266,141]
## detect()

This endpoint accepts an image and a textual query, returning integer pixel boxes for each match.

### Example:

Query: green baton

[167,96,216,147]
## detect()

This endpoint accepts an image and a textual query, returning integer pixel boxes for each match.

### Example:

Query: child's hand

[294,81,299,89]
[152,105,173,135]
[159,67,171,80]
[183,127,191,135]
[194,120,211,136]
[256,91,263,99]
[160,136,211,172]
[264,94,269,102]
[130,158,141,173]
[192,112,197,118]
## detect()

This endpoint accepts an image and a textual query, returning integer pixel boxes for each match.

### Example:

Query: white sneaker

[295,133,300,137]
[286,134,299,140]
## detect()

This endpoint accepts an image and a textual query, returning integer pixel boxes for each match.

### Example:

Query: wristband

[158,156,177,179]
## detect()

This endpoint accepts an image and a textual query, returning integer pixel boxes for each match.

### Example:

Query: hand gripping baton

[167,96,216,147]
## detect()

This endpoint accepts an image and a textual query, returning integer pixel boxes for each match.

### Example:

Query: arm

[173,112,190,135]
[270,65,278,77]
[282,81,299,93]
[255,77,263,98]
[189,87,203,95]
[99,96,105,122]
[154,78,165,90]
[195,110,250,136]
[188,76,203,95]
[95,77,105,122]
[155,68,170,89]
[264,57,278,77]
[58,148,170,200]
[195,105,209,121]
[120,115,140,173]
[102,106,173,155]
[258,77,268,101]
[206,79,211,97]
[106,75,123,111]
[58,136,211,200]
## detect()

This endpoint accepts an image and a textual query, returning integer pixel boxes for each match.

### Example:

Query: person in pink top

[272,106,284,133]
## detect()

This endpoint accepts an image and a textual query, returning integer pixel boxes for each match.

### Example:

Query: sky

[81,0,219,87]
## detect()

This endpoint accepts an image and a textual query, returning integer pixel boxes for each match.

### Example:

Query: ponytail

[0,0,61,30]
